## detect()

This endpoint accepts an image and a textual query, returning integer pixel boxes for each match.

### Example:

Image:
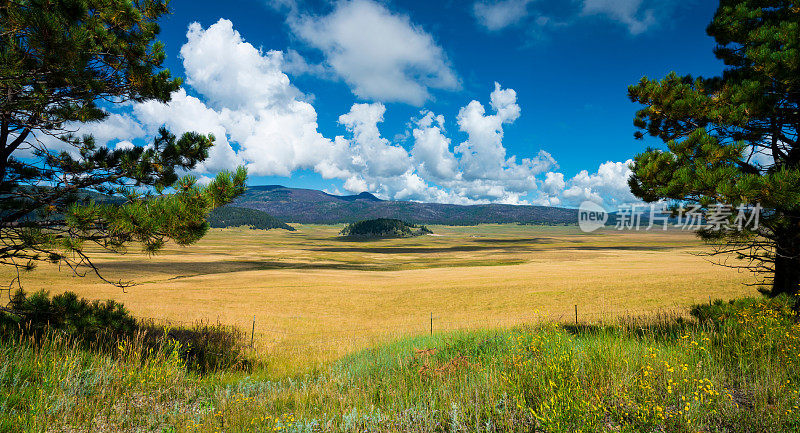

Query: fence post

[430,312,433,335]
[575,305,578,326]
[250,315,255,348]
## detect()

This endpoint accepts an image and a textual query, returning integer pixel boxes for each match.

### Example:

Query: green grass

[3,297,800,432]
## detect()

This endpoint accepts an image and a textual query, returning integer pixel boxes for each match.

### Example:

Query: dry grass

[1,224,757,361]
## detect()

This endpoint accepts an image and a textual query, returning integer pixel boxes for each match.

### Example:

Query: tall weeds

[2,296,799,432]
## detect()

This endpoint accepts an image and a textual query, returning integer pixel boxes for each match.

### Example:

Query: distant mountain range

[226,185,579,225]
[207,206,296,231]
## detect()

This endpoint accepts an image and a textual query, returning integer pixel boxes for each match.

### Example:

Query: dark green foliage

[0,290,250,373]
[628,1,800,297]
[0,0,180,129]
[340,218,432,239]
[0,1,248,286]
[0,289,136,343]
[207,206,295,231]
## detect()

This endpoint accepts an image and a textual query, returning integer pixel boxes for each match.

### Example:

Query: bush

[0,290,251,373]
[0,290,136,344]
[139,320,251,373]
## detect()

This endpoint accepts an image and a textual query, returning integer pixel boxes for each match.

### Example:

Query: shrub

[0,290,136,345]
[139,320,251,373]
[0,290,251,373]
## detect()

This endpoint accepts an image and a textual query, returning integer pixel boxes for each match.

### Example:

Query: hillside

[229,185,578,225]
[207,206,295,231]
[340,218,431,239]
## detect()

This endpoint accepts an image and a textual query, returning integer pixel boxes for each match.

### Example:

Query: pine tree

[0,0,247,288]
[628,1,799,297]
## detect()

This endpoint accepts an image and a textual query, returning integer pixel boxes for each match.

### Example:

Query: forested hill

[227,185,578,225]
[207,206,295,231]
[340,218,432,239]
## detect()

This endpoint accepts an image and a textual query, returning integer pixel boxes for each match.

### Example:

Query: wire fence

[135,302,695,356]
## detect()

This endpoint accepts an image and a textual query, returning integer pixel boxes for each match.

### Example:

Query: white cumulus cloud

[135,19,333,177]
[455,83,530,182]
[538,159,638,208]
[334,102,412,179]
[81,113,145,146]
[41,17,638,208]
[180,20,298,110]
[542,171,565,196]
[313,82,556,205]
[288,0,459,105]
[411,112,459,181]
[134,88,243,174]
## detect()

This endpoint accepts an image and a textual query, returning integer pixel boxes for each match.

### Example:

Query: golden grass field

[1,224,758,359]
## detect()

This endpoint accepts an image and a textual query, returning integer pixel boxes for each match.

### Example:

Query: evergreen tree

[628,1,799,297]
[0,0,247,288]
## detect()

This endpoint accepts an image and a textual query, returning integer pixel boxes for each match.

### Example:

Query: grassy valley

[4,295,799,432]
[1,225,754,362]
[0,225,794,433]
[3,0,799,431]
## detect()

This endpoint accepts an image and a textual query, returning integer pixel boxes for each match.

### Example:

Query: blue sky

[76,0,724,207]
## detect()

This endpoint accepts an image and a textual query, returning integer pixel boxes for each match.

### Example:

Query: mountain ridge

[229,185,578,225]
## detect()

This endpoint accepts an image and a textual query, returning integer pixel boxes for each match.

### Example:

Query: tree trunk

[772,239,800,298]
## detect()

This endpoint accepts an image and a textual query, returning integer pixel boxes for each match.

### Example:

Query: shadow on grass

[316,243,676,254]
[99,257,530,279]
[314,245,509,253]
[98,260,388,277]
[561,245,677,251]
[470,237,557,244]
[560,315,691,343]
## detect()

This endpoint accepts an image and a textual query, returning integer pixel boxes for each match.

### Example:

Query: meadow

[3,297,799,432]
[0,224,756,361]
[2,225,797,432]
